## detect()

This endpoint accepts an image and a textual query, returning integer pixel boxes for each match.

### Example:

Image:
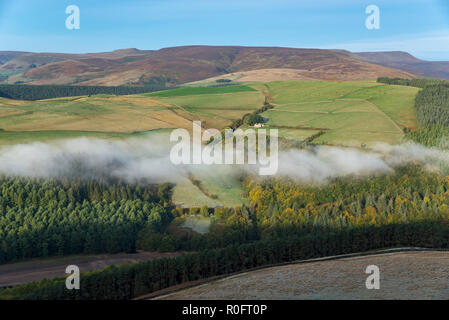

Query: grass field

[143,85,256,97]
[259,81,417,146]
[276,128,322,141]
[263,81,380,104]
[0,88,264,142]
[172,166,245,208]
[153,90,265,128]
[0,95,195,134]
[341,84,419,129]
[0,130,152,146]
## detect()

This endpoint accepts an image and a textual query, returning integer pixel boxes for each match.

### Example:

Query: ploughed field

[155,251,449,300]
[0,251,182,287]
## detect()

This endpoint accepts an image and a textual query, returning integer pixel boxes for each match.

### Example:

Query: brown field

[155,251,449,300]
[0,97,27,107]
[0,109,24,117]
[190,64,415,84]
[188,68,318,83]
[0,251,182,287]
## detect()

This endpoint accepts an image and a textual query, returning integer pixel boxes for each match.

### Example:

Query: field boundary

[135,247,449,300]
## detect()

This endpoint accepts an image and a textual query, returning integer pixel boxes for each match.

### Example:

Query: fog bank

[0,135,447,184]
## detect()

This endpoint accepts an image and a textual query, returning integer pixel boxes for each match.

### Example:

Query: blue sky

[0,0,448,60]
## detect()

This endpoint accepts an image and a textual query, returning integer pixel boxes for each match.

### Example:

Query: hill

[0,46,415,86]
[155,250,449,300]
[352,51,449,80]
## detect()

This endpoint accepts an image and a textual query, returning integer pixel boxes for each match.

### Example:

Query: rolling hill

[0,46,416,86]
[352,51,449,80]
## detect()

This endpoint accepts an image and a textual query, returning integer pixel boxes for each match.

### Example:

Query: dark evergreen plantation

[0,177,173,263]
[377,77,449,88]
[0,84,167,100]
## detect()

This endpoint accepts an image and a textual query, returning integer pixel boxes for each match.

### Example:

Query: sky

[0,0,448,60]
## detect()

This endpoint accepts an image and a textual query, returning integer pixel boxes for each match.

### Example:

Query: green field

[259,81,417,146]
[0,130,150,146]
[154,90,265,128]
[276,128,322,141]
[143,85,256,97]
[263,81,380,104]
[172,166,245,208]
[341,84,419,129]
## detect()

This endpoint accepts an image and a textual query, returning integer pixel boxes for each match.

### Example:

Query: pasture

[143,85,256,97]
[259,81,417,146]
[0,89,263,144]
[152,90,264,128]
[171,166,245,208]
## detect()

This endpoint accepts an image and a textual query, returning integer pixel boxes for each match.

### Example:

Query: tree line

[0,84,168,101]
[377,77,449,88]
[1,221,447,299]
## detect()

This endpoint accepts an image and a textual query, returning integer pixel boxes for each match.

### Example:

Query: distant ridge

[0,46,421,86]
[352,51,449,80]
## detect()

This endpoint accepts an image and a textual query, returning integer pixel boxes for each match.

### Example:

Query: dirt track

[0,251,181,287]
[155,251,449,300]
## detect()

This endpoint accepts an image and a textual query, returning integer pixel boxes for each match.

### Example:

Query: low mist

[0,134,447,184]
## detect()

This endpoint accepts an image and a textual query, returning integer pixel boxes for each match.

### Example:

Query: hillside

[352,51,449,80]
[155,251,449,300]
[0,46,415,86]
[254,81,419,146]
